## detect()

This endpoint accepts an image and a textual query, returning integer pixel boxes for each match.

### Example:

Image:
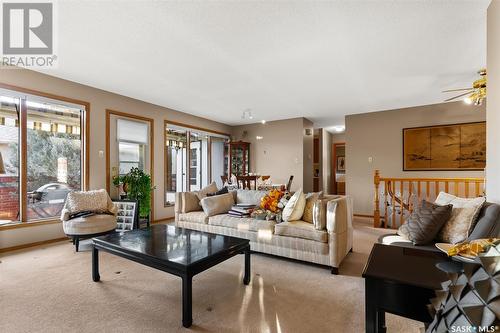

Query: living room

[1,1,499,332]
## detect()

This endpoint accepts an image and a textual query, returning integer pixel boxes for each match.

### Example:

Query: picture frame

[113,199,139,231]
[403,121,486,171]
[337,156,346,171]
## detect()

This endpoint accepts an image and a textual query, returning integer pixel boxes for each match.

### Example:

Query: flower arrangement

[260,189,284,212]
[252,189,292,221]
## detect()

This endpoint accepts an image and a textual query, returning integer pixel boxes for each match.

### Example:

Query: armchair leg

[349,248,353,253]
[331,267,339,275]
[75,237,80,252]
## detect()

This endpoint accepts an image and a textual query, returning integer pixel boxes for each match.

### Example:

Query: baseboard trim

[152,218,174,224]
[0,237,68,253]
[354,214,374,218]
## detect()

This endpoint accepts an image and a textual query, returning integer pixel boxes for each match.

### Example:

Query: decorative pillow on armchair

[397,200,452,245]
[434,192,486,244]
[66,189,109,214]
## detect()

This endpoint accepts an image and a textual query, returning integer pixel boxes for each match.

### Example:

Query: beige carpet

[0,218,424,333]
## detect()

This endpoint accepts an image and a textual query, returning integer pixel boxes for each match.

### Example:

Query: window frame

[0,83,90,228]
[164,120,230,207]
[105,109,154,221]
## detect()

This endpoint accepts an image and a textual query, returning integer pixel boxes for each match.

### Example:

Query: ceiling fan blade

[444,91,472,102]
[442,88,474,93]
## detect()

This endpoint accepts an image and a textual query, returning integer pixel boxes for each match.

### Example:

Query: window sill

[0,219,61,231]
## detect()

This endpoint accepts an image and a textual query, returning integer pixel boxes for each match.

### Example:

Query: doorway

[332,142,346,195]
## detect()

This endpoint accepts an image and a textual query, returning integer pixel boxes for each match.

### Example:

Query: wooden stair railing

[373,170,485,228]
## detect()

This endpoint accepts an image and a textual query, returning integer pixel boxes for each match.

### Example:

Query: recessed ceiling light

[333,126,345,132]
[261,120,266,124]
[256,136,263,140]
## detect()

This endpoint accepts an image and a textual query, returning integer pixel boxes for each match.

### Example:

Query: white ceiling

[38,0,490,129]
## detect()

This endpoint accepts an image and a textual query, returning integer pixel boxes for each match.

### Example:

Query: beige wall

[320,129,332,194]
[487,0,500,203]
[0,68,230,249]
[332,132,346,143]
[346,101,486,215]
[302,119,314,193]
[231,118,311,192]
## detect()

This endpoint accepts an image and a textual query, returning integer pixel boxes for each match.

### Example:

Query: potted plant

[123,167,155,222]
[112,175,128,199]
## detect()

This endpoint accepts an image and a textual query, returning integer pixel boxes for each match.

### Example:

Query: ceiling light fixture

[261,120,266,124]
[333,126,345,133]
[256,136,263,140]
[242,109,253,120]
[443,68,487,106]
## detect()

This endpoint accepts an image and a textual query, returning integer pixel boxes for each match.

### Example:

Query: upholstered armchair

[60,189,117,251]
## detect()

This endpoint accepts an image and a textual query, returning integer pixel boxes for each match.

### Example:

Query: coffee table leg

[243,246,251,285]
[182,275,193,328]
[92,246,100,282]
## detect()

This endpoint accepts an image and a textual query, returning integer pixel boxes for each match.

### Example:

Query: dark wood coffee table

[92,224,251,328]
[362,243,450,333]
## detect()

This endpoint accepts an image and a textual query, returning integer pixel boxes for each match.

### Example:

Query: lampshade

[0,151,5,174]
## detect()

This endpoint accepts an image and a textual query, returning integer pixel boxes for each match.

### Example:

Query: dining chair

[286,175,294,192]
[236,175,258,190]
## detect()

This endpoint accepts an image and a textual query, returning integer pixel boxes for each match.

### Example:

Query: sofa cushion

[274,220,328,243]
[302,191,322,223]
[236,189,268,206]
[283,189,306,222]
[195,182,218,201]
[206,186,229,197]
[378,234,440,253]
[310,195,341,231]
[468,202,500,240]
[200,192,234,217]
[63,214,117,235]
[435,192,486,244]
[181,192,202,213]
[397,200,452,245]
[178,211,209,224]
[208,214,275,233]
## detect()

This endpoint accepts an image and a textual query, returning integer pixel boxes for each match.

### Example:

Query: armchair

[60,189,117,252]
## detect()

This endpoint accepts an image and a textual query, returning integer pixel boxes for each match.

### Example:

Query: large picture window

[164,122,229,206]
[0,87,87,225]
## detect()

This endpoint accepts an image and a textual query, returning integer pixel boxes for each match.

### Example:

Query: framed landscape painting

[403,122,486,171]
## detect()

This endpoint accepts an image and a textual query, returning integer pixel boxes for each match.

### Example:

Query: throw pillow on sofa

[397,200,453,245]
[200,192,234,217]
[181,192,202,213]
[206,187,229,197]
[434,192,486,244]
[236,189,269,206]
[196,182,218,201]
[282,189,306,222]
[302,191,323,223]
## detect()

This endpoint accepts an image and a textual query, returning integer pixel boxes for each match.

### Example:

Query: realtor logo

[3,2,53,54]
[2,2,56,68]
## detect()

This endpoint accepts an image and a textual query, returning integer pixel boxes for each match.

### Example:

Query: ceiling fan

[442,68,487,105]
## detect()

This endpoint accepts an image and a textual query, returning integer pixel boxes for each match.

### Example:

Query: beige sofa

[175,190,353,274]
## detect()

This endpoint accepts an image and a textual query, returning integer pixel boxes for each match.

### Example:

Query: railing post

[374,170,381,227]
